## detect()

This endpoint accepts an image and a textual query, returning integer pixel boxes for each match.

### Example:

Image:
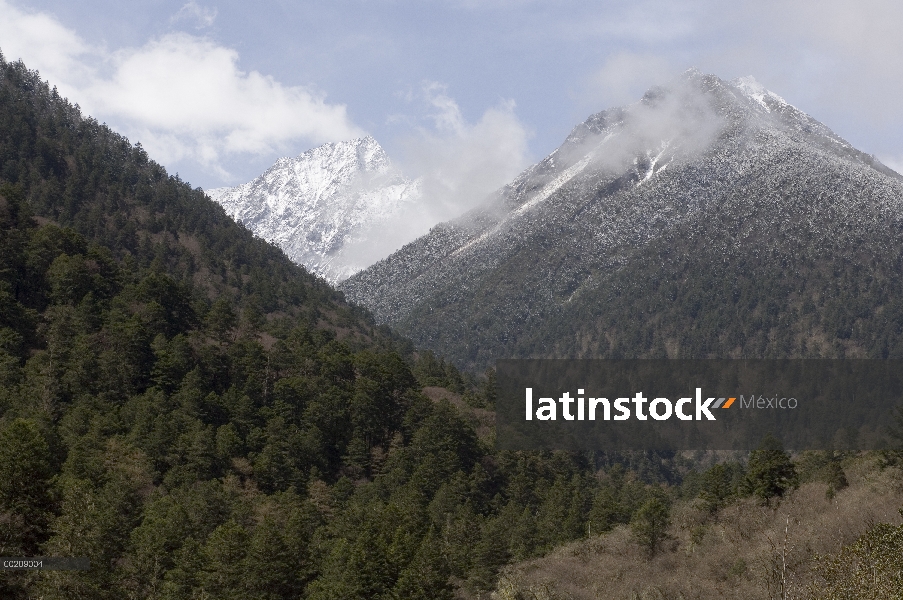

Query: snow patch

[731,76,793,113]
[637,140,671,185]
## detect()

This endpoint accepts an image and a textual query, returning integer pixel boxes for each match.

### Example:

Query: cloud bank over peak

[402,82,532,211]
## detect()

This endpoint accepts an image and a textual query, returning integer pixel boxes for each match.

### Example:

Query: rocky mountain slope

[207,136,420,283]
[341,69,903,369]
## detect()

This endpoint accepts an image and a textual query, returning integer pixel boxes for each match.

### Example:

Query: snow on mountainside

[206,136,420,283]
[340,69,903,369]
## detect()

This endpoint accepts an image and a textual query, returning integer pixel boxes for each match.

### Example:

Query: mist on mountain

[206,84,531,283]
[341,69,903,369]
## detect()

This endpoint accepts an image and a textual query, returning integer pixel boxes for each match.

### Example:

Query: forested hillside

[0,55,704,599]
[494,454,903,599]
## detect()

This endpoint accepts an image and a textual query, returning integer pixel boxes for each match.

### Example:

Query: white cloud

[335,83,532,268]
[423,81,467,135]
[0,0,95,89]
[85,34,364,167]
[171,2,218,29]
[0,0,363,184]
[401,82,532,217]
[582,72,724,176]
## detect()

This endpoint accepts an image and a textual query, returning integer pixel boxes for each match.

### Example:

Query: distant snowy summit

[206,136,421,283]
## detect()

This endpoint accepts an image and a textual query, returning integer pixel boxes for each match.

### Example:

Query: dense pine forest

[1,54,902,599]
[0,55,683,598]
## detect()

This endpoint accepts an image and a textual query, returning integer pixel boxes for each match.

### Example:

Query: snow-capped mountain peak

[339,71,903,370]
[206,136,421,283]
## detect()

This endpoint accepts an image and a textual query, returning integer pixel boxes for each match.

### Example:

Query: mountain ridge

[207,135,421,283]
[340,70,903,369]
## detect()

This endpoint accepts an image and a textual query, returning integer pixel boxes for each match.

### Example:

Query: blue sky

[2,0,902,194]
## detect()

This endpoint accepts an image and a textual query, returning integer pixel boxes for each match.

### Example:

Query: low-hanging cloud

[571,0,903,163]
[611,74,722,166]
[401,82,532,220]
[0,0,363,183]
[565,71,724,182]
[331,83,532,274]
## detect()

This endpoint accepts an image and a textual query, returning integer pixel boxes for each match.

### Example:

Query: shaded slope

[341,70,903,368]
